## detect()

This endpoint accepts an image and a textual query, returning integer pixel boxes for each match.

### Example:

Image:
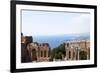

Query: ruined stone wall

[65,40,90,60]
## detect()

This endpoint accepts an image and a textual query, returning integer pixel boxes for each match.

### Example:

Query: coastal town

[21,33,90,63]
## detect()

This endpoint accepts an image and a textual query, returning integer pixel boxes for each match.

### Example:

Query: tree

[51,43,66,60]
[79,51,87,60]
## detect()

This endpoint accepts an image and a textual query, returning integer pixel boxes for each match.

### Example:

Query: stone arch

[27,43,39,61]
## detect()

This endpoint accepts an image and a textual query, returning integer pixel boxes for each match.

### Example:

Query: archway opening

[79,51,87,60]
[32,49,37,61]
[69,51,71,59]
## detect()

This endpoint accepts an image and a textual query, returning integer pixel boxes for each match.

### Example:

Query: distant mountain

[33,33,90,49]
[66,32,90,40]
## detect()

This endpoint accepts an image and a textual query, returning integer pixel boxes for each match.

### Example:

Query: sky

[21,10,90,37]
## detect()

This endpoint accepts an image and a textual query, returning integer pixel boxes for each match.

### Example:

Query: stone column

[77,48,80,60]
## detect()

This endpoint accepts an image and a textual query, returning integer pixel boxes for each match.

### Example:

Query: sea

[33,33,90,49]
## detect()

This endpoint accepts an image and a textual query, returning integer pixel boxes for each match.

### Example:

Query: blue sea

[33,33,90,49]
